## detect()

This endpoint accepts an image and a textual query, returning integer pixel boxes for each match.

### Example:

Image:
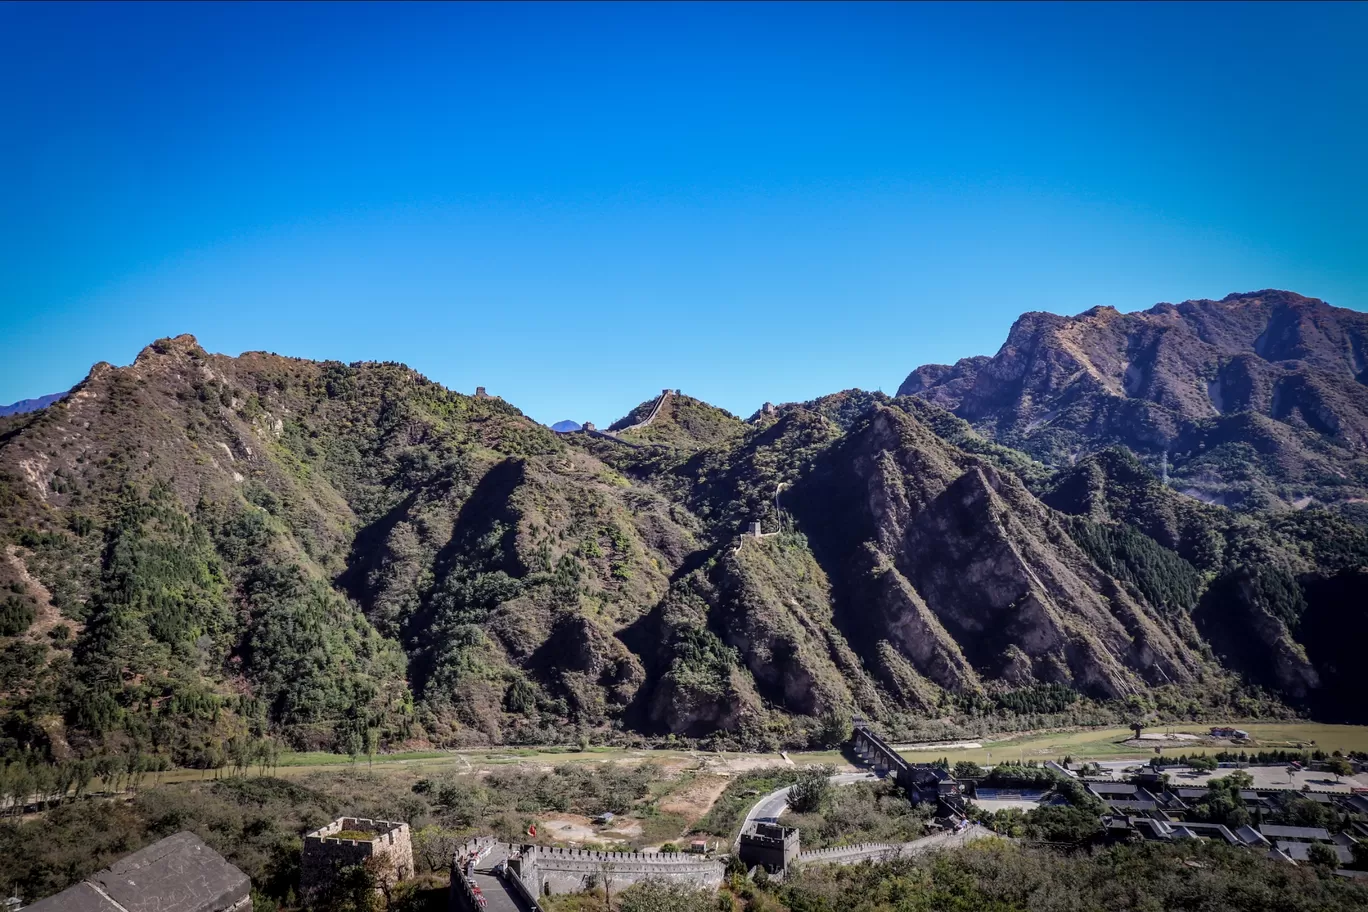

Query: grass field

[130,722,1368,790]
[147,745,704,786]
[893,722,1368,766]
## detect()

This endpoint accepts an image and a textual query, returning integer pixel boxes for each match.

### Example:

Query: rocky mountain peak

[901,290,1368,511]
[134,334,205,364]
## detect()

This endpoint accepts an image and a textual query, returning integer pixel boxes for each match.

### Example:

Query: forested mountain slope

[1,323,1366,769]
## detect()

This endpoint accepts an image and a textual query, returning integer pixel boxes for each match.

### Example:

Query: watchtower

[301,817,413,902]
[737,823,799,875]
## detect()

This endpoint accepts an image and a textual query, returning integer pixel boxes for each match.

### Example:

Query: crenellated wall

[516,844,724,896]
[797,843,898,865]
[301,817,413,901]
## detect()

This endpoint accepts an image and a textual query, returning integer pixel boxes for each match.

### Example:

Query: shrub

[787,765,834,813]
[0,596,35,636]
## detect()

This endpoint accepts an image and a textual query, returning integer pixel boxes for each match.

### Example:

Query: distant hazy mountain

[0,392,65,417]
[551,420,582,433]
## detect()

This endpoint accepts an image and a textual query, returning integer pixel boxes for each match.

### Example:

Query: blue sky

[2,2,1365,425]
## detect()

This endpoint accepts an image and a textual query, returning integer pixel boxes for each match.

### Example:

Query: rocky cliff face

[900,291,1368,512]
[793,406,1206,707]
[1040,445,1368,712]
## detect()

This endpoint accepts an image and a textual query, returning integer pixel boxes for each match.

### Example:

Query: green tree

[787,765,833,813]
[812,712,852,749]
[1327,757,1353,781]
[1188,755,1218,773]
[953,761,984,779]
[1307,842,1340,869]
[619,880,716,912]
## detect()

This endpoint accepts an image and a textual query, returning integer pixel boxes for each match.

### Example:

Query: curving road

[734,769,996,866]
[734,771,875,849]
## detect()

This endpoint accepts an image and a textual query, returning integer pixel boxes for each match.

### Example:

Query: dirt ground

[696,753,853,775]
[893,740,984,751]
[541,814,644,844]
[658,774,731,821]
[1132,732,1202,742]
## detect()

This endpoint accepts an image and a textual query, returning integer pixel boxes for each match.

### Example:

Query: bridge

[852,719,912,786]
[852,719,966,816]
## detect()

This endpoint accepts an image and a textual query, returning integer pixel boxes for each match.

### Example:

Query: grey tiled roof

[24,833,249,912]
[1260,825,1331,840]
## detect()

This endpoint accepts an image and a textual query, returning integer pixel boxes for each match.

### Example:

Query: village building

[1209,727,1250,740]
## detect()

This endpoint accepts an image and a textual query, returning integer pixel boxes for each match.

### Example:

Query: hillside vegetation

[1,311,1366,770]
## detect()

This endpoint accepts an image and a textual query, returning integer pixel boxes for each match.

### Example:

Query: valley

[8,3,1367,907]
[2,295,1368,776]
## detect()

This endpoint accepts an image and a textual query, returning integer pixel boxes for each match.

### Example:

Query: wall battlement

[301,817,413,901]
[738,824,799,874]
[524,845,721,866]
[517,843,724,895]
[304,817,411,848]
[798,842,892,857]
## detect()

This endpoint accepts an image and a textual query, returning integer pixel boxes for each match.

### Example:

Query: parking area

[973,797,1047,813]
[1087,759,1368,793]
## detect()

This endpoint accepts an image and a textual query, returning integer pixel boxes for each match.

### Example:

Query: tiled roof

[1259,825,1331,840]
[24,833,249,912]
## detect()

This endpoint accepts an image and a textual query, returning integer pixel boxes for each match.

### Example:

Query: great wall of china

[441,720,1000,912]
[515,844,725,894]
[578,389,675,446]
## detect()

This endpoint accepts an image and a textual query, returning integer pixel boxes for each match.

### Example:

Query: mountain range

[1,290,1365,764]
[901,290,1368,516]
[0,392,66,418]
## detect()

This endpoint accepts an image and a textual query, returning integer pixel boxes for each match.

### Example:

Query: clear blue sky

[3,2,1365,425]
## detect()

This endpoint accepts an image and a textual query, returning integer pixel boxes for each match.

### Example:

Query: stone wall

[516,845,724,896]
[301,817,413,901]
[797,843,897,866]
[449,860,482,912]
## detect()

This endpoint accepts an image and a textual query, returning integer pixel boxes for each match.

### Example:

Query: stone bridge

[852,720,912,786]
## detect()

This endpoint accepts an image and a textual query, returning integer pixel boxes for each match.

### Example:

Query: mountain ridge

[901,289,1368,515]
[0,392,67,417]
[1,301,1365,766]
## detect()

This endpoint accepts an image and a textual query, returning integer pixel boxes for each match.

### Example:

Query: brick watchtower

[301,817,413,902]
